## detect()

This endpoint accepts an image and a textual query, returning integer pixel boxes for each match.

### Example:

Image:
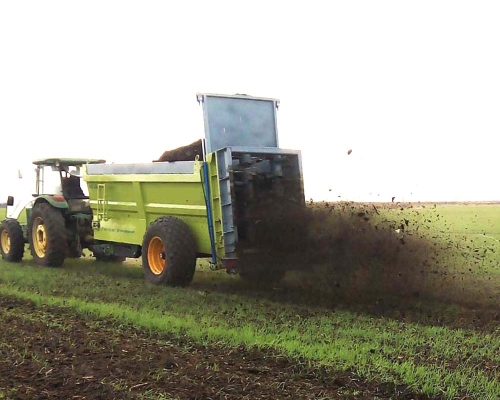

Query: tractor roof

[33,158,106,167]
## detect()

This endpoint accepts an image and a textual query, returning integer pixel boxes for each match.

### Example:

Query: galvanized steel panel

[197,93,279,153]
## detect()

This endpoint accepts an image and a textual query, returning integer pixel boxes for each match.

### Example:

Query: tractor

[0,158,125,266]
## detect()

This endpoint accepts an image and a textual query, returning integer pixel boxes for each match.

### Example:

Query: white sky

[1,1,499,203]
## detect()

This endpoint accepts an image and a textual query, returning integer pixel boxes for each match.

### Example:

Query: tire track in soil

[0,295,430,400]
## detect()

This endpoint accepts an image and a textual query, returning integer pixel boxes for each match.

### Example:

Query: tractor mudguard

[34,195,69,209]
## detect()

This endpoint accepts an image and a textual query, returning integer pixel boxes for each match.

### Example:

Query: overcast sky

[1,1,499,203]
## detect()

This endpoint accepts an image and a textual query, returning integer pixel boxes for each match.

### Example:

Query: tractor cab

[2,158,107,266]
[6,158,105,221]
[32,158,106,199]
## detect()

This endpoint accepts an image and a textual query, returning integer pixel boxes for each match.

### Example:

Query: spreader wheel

[142,216,196,286]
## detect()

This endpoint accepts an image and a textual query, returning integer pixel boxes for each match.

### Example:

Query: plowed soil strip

[0,295,428,400]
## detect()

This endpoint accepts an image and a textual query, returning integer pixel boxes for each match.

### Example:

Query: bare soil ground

[0,295,431,400]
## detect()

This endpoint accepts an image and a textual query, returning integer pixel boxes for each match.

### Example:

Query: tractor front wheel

[142,216,196,286]
[0,219,25,262]
[29,203,68,267]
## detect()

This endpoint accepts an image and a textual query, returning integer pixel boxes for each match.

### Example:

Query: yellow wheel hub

[1,229,10,254]
[148,236,166,275]
[32,217,48,258]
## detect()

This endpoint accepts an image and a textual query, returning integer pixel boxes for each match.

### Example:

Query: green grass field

[1,203,499,399]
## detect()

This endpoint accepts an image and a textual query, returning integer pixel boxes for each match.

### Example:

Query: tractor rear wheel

[0,219,25,262]
[29,202,68,267]
[142,216,196,286]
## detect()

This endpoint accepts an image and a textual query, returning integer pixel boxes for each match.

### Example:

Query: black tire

[0,219,25,262]
[95,254,126,263]
[142,216,196,286]
[28,202,68,267]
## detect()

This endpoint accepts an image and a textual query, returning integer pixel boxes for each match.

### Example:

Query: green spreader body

[84,93,305,271]
[84,158,220,262]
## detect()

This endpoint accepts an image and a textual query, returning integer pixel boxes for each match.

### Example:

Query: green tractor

[0,158,112,267]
